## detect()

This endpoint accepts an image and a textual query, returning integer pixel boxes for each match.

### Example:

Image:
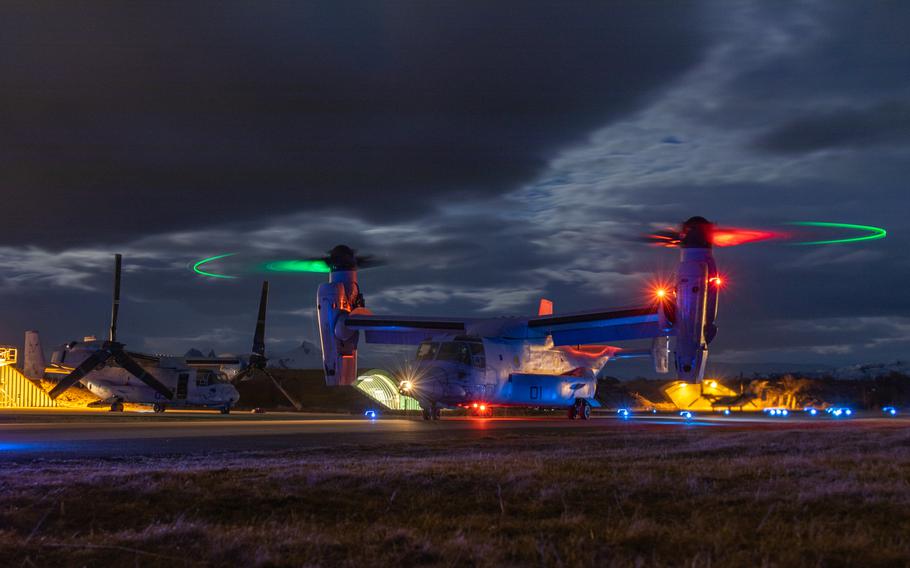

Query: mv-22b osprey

[24,255,288,413]
[314,217,722,420]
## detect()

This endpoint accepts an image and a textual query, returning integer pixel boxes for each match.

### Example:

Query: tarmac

[1,408,906,460]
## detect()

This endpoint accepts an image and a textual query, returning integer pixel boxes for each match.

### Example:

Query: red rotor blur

[644,226,786,248]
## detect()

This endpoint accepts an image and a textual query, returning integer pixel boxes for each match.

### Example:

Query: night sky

[1,2,908,373]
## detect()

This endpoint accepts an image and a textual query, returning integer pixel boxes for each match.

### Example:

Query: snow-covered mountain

[268,340,323,370]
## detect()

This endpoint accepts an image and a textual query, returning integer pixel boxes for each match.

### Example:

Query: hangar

[353,369,420,411]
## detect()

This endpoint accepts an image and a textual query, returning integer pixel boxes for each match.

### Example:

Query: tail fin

[537,298,554,316]
[23,330,46,380]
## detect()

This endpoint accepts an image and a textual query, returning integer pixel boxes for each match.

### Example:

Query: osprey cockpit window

[416,342,439,361]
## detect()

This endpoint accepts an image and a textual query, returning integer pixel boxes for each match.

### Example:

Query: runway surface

[1,408,907,460]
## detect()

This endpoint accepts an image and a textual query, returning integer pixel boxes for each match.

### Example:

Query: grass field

[2,422,909,567]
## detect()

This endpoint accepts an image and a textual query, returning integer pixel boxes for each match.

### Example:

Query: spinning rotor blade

[353,254,385,269]
[110,254,122,342]
[263,259,331,273]
[642,224,782,248]
[47,348,115,400]
[642,230,682,247]
[112,350,174,400]
[263,245,385,274]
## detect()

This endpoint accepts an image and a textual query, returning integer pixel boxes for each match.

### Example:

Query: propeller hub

[327,245,358,271]
[680,216,714,249]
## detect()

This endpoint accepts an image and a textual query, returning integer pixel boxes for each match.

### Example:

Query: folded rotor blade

[262,369,303,411]
[110,253,122,342]
[251,281,268,358]
[47,349,115,400]
[113,350,174,400]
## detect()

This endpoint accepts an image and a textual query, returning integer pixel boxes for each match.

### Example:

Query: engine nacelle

[673,217,719,383]
[316,270,361,386]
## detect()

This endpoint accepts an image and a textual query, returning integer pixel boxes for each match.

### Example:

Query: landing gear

[152,402,166,414]
[110,401,124,412]
[568,399,591,420]
[220,405,231,415]
[421,404,441,421]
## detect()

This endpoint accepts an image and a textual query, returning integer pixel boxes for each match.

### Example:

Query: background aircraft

[308,216,721,419]
[21,254,291,413]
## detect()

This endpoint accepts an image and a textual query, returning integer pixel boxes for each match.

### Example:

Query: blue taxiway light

[679,411,694,420]
[826,407,852,417]
[617,408,631,419]
[883,406,898,416]
[723,409,731,416]
[364,410,378,419]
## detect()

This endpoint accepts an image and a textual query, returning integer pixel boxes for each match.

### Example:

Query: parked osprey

[310,217,722,419]
[24,255,291,413]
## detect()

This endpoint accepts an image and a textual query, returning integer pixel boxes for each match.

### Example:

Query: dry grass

[2,425,910,567]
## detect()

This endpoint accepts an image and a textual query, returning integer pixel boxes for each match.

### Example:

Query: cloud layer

[0,1,907,372]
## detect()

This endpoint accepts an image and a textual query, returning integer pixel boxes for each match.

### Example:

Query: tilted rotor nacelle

[673,216,720,382]
[316,246,366,386]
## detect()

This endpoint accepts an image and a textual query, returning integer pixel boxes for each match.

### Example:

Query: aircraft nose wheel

[152,403,166,414]
[569,400,590,420]
[110,401,124,412]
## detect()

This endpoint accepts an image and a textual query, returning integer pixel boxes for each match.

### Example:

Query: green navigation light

[192,253,239,279]
[263,259,331,273]
[788,222,887,246]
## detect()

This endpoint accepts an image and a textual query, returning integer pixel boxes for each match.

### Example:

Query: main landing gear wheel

[578,400,591,420]
[110,401,124,412]
[152,403,166,414]
[220,405,231,415]
[568,400,591,420]
[432,406,441,421]
[422,408,431,421]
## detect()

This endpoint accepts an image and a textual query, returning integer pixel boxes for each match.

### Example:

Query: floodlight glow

[192,253,239,279]
[263,259,331,273]
[789,222,887,246]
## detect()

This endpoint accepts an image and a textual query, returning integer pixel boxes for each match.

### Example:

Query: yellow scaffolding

[0,351,56,408]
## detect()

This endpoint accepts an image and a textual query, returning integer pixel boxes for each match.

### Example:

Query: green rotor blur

[192,253,239,279]
[263,259,331,273]
[788,222,887,246]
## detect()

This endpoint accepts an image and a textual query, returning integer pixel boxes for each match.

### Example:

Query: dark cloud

[754,101,910,154]
[0,1,705,247]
